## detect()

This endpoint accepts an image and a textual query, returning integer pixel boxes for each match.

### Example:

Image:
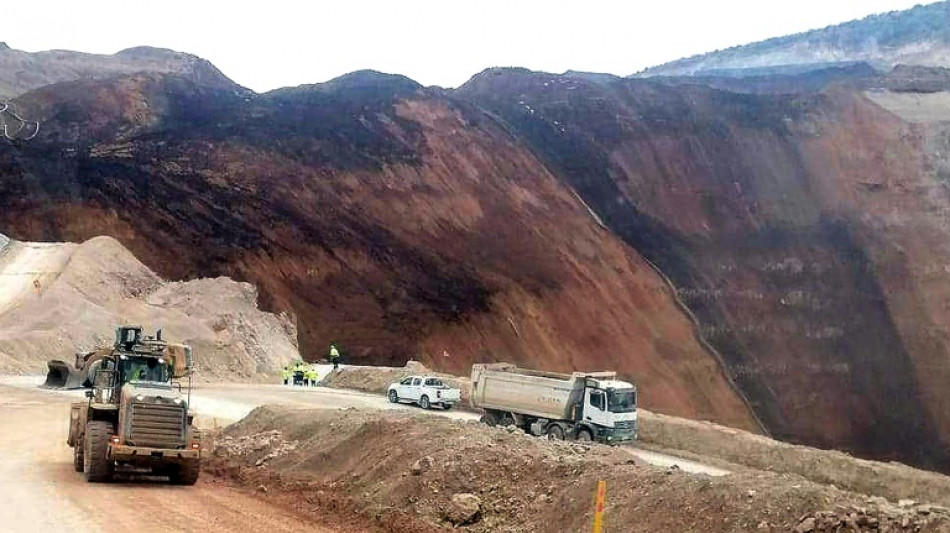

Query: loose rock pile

[206,406,950,533]
[790,500,950,532]
[213,430,298,467]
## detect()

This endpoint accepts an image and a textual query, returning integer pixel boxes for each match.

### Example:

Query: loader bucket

[44,360,84,389]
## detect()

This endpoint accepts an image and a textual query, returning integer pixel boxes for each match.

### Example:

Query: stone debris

[443,493,482,526]
[214,430,298,467]
[793,503,950,532]
[411,455,434,476]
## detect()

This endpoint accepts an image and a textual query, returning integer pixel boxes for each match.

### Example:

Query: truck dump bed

[471,363,615,420]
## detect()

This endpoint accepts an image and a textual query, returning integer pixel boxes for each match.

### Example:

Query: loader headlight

[135,395,144,401]
[173,398,182,405]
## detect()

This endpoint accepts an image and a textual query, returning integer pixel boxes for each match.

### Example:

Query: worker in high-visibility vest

[281,366,293,385]
[306,366,319,386]
[329,343,341,370]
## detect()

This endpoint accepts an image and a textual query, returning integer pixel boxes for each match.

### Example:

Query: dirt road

[0,383,334,533]
[186,381,730,476]
[0,374,731,532]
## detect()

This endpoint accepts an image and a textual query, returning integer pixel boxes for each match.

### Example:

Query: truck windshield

[608,389,636,413]
[120,356,169,384]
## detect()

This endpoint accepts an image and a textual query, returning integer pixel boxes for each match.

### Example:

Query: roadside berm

[0,233,299,378]
[208,406,950,532]
[324,363,950,510]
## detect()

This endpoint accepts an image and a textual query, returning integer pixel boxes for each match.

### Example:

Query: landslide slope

[0,72,759,431]
[459,68,950,470]
[639,1,950,77]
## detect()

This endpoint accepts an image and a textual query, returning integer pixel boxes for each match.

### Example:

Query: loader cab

[118,355,171,386]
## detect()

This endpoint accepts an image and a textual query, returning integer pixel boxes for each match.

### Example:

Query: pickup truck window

[400,377,413,385]
[412,378,422,386]
[424,378,444,387]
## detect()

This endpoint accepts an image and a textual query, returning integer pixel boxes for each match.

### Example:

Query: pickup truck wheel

[388,390,399,403]
[546,424,565,440]
[419,395,431,410]
[442,403,453,411]
[576,429,593,442]
[84,420,115,482]
[73,436,85,472]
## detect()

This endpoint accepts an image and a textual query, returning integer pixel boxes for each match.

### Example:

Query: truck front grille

[129,402,185,448]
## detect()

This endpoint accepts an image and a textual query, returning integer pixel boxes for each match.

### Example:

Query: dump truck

[66,325,202,484]
[470,363,637,444]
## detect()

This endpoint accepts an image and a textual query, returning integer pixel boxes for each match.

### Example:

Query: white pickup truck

[388,376,461,410]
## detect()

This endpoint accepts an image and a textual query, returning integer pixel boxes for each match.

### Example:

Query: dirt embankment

[322,362,472,404]
[639,410,950,509]
[0,234,299,378]
[328,363,950,509]
[208,406,950,533]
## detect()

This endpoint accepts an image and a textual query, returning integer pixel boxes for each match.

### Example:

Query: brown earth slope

[460,69,950,470]
[0,72,758,431]
[5,54,950,471]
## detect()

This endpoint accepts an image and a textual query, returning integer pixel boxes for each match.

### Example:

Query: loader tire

[84,421,115,482]
[169,460,200,486]
[73,437,84,473]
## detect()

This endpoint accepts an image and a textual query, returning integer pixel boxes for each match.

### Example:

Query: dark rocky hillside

[0,43,243,98]
[0,71,759,433]
[4,0,950,471]
[460,67,950,470]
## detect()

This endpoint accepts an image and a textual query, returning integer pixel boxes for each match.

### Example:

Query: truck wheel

[388,390,399,403]
[73,437,84,472]
[169,460,200,486]
[576,429,593,442]
[546,424,565,440]
[479,413,498,426]
[84,420,115,482]
[419,395,431,410]
[442,403,453,411]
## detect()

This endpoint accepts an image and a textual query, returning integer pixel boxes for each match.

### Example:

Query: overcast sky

[3,1,941,92]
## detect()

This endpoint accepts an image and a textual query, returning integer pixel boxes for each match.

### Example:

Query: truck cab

[470,363,637,444]
[581,378,638,443]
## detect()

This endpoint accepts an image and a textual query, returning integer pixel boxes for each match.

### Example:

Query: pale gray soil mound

[0,234,299,378]
[209,406,950,533]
